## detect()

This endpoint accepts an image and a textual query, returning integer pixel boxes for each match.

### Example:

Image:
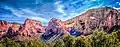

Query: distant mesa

[0,7,120,41]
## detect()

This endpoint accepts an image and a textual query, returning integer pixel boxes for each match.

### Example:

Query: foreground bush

[0,38,19,47]
[53,29,120,47]
[0,38,47,47]
[91,29,120,47]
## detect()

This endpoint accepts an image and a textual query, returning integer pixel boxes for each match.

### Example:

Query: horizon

[0,0,120,26]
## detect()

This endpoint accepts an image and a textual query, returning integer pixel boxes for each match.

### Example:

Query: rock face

[19,19,44,36]
[0,7,120,41]
[0,19,44,40]
[41,18,80,42]
[0,20,21,38]
[42,18,66,42]
[0,20,10,38]
[17,19,45,40]
[6,23,20,38]
[66,7,120,35]
[10,23,21,32]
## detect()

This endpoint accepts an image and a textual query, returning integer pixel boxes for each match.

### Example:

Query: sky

[0,0,120,25]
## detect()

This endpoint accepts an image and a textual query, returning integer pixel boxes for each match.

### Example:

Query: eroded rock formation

[0,19,44,40]
[66,7,120,35]
[0,7,120,41]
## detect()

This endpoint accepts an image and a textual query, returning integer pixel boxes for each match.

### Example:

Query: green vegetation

[0,38,47,47]
[0,29,120,47]
[53,29,120,47]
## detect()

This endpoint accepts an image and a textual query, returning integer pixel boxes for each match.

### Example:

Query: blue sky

[0,0,120,25]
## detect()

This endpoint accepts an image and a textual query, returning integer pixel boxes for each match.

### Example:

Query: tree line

[0,29,120,47]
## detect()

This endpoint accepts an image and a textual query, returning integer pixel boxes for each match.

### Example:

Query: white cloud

[116,2,120,5]
[20,9,41,16]
[30,16,47,22]
[56,8,67,15]
[4,6,24,17]
[4,6,43,17]
[91,0,96,1]
[55,1,62,5]
[3,8,23,17]
[57,13,78,21]
[55,1,67,15]
[118,3,120,5]
[28,16,48,25]
[29,16,48,22]
[3,6,48,25]
[113,7,120,10]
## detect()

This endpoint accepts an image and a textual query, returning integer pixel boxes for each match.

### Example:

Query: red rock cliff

[66,7,120,35]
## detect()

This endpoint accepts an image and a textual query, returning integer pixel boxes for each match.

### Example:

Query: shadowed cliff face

[0,7,120,41]
[42,18,67,41]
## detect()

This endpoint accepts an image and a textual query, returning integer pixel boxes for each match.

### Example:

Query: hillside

[0,7,120,42]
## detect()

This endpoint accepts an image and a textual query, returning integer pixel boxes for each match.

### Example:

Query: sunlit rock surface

[0,20,10,38]
[66,7,120,35]
[0,19,44,40]
[0,7,120,41]
[17,19,45,40]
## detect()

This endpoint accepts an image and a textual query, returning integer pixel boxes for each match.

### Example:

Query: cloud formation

[0,0,120,25]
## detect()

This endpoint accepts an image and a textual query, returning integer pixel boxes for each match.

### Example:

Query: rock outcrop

[42,18,66,42]
[19,19,44,36]
[0,7,120,41]
[0,19,44,40]
[0,20,21,38]
[66,7,120,35]
[41,18,81,42]
[17,19,45,40]
[0,20,10,38]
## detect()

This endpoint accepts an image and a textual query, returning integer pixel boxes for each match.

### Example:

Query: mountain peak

[66,7,120,35]
[0,7,120,41]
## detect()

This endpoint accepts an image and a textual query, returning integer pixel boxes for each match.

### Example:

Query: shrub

[91,29,120,47]
[0,38,19,47]
[54,29,120,47]
[53,39,64,47]
[63,35,74,47]
[73,36,91,47]
[0,38,47,47]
